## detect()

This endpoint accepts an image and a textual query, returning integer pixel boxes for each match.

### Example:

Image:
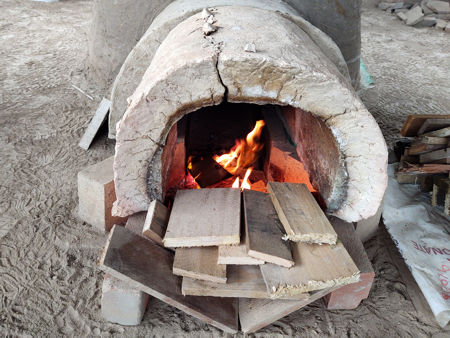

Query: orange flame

[213,120,265,175]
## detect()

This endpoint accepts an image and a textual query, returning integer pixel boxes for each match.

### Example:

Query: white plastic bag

[383,164,450,327]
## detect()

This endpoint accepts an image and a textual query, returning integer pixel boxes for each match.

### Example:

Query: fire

[231,168,253,191]
[213,120,265,176]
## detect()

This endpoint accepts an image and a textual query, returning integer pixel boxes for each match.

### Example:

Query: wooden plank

[400,114,450,137]
[218,243,264,265]
[267,182,337,244]
[182,265,309,299]
[417,118,450,135]
[239,286,339,333]
[238,216,367,333]
[173,247,227,284]
[243,190,293,268]
[163,188,240,247]
[407,143,446,155]
[432,177,450,215]
[100,226,238,333]
[142,200,169,246]
[421,126,450,138]
[125,211,147,235]
[79,98,111,150]
[416,136,449,145]
[260,229,360,297]
[420,148,449,164]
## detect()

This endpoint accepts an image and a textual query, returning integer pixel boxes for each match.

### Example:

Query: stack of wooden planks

[99,183,363,333]
[397,114,450,215]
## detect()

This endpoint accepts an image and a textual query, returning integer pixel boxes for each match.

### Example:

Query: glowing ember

[213,120,265,175]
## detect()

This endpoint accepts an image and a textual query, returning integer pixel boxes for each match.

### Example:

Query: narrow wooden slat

[267,182,337,244]
[173,247,227,284]
[100,226,238,333]
[400,114,450,137]
[79,98,111,150]
[420,126,450,138]
[243,189,293,268]
[163,188,241,247]
[420,148,449,164]
[182,265,309,299]
[417,118,450,135]
[142,200,169,246]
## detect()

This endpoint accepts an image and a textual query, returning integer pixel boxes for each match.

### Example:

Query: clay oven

[109,4,388,223]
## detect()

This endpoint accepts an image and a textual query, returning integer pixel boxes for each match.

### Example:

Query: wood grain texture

[163,188,240,247]
[417,118,450,135]
[267,182,337,244]
[243,190,293,267]
[79,98,111,150]
[420,148,449,164]
[142,200,169,246]
[218,243,264,265]
[182,265,309,299]
[421,126,450,138]
[400,114,450,137]
[260,216,360,298]
[239,285,340,333]
[100,226,238,333]
[173,247,227,284]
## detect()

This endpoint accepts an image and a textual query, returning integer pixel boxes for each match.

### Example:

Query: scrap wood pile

[397,114,450,215]
[99,182,362,333]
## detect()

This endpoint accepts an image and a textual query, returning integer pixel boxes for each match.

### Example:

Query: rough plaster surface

[1,0,450,336]
[113,6,387,222]
[108,0,350,138]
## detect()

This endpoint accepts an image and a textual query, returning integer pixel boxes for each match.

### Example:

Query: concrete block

[78,157,127,232]
[397,11,408,20]
[101,274,149,326]
[415,15,437,26]
[427,1,450,14]
[405,6,425,25]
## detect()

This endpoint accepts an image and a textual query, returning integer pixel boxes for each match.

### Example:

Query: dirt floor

[0,0,449,336]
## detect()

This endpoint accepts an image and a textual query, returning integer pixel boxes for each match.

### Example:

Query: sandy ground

[0,0,449,336]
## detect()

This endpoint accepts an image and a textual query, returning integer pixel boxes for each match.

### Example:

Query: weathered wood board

[218,242,264,265]
[260,230,360,298]
[182,265,308,299]
[421,126,450,138]
[239,285,339,333]
[267,182,337,244]
[420,148,449,164]
[173,247,227,284]
[79,98,111,150]
[100,226,238,333]
[243,189,293,268]
[417,118,450,135]
[125,211,147,235]
[142,200,170,246]
[400,114,450,137]
[163,188,241,247]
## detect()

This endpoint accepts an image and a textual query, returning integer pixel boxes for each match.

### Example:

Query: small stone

[202,22,217,35]
[201,8,212,19]
[436,18,448,28]
[445,21,450,31]
[92,328,100,335]
[397,11,408,20]
[244,43,256,53]
[427,1,450,14]
[388,2,405,11]
[393,8,408,13]
[379,2,401,10]
[404,6,424,25]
